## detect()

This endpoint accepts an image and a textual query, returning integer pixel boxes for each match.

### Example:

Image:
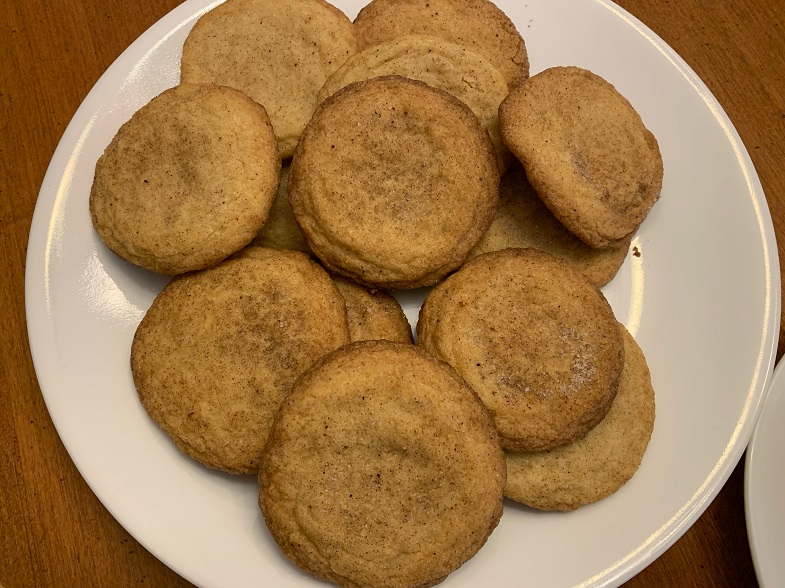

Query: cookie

[417,248,624,452]
[181,0,360,159]
[505,325,655,511]
[289,75,499,289]
[466,161,631,287]
[259,340,505,588]
[353,0,528,87]
[90,83,280,275]
[499,66,663,248]
[333,276,413,343]
[251,166,311,253]
[131,250,350,474]
[318,34,512,172]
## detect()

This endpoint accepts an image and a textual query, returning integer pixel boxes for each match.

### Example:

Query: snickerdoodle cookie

[289,75,499,289]
[505,325,655,511]
[259,340,505,588]
[181,0,360,158]
[353,0,528,87]
[417,248,624,452]
[499,66,663,248]
[131,250,350,474]
[466,161,631,287]
[90,83,280,275]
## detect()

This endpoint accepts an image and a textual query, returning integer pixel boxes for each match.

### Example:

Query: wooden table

[2,1,783,586]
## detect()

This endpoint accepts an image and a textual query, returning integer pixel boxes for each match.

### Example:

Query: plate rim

[745,358,785,588]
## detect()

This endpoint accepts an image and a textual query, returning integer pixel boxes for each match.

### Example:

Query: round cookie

[499,66,663,249]
[259,340,505,588]
[333,276,413,343]
[318,34,512,172]
[289,75,499,289]
[181,0,360,159]
[466,161,631,287]
[251,166,311,253]
[131,250,350,474]
[353,0,529,87]
[417,248,624,452]
[505,325,655,511]
[90,83,280,275]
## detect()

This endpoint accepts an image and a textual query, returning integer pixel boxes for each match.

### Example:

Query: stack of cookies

[89,0,661,586]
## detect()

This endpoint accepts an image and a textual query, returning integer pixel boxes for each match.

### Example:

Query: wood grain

[2,0,783,587]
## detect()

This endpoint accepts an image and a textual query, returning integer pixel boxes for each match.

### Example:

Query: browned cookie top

[499,66,663,248]
[417,248,624,452]
[289,75,499,289]
[90,83,280,275]
[354,0,529,86]
[131,250,350,474]
[259,340,505,588]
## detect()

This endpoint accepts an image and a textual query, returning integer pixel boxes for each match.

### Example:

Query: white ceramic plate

[26,1,779,587]
[746,359,785,588]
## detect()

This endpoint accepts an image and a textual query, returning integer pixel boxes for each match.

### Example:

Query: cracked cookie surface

[90,83,280,275]
[259,341,505,588]
[131,250,349,474]
[290,75,499,289]
[418,248,624,452]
